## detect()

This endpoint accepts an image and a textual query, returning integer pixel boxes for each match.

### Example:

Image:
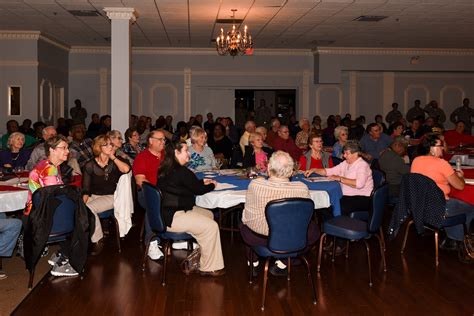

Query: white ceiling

[0,0,473,49]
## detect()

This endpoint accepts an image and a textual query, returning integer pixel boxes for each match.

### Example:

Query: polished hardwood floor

[13,210,474,315]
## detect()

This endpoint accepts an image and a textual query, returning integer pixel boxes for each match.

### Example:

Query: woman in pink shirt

[305,140,373,216]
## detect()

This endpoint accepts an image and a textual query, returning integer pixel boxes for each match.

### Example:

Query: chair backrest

[372,169,386,190]
[265,198,314,253]
[142,182,166,233]
[368,184,388,233]
[32,186,76,237]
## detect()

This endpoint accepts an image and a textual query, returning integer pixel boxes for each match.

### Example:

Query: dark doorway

[234,89,296,130]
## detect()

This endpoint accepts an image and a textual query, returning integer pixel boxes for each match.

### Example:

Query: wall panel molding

[404,84,430,111]
[149,83,178,118]
[315,47,474,56]
[440,85,466,108]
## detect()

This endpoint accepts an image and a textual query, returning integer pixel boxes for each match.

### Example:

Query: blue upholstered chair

[317,184,388,287]
[29,187,76,289]
[141,182,194,286]
[251,198,317,310]
[97,209,121,252]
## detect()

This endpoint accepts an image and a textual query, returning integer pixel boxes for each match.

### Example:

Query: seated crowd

[0,97,473,282]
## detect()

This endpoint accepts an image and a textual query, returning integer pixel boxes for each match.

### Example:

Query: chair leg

[317,233,326,272]
[139,218,145,243]
[28,268,35,289]
[363,240,372,287]
[400,220,414,254]
[249,252,254,284]
[113,217,121,253]
[345,240,350,259]
[331,237,336,262]
[435,230,439,267]
[287,257,291,281]
[142,234,155,271]
[300,255,317,305]
[379,227,386,251]
[162,241,169,286]
[261,258,271,311]
[376,234,387,272]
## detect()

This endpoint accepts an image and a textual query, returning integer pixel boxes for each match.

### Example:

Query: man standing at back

[70,99,88,125]
[406,99,425,123]
[450,98,474,135]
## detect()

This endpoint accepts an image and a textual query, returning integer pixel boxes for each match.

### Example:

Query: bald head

[42,126,57,141]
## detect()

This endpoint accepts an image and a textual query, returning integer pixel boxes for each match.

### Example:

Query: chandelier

[216,9,253,56]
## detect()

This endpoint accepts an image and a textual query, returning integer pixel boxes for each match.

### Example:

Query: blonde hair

[334,126,348,140]
[249,132,263,144]
[190,127,207,144]
[92,135,111,157]
[7,132,25,149]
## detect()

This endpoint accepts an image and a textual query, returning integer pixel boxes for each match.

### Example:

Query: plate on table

[465,178,474,185]
[219,169,242,176]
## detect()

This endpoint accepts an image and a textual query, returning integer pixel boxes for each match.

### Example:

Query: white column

[302,70,310,118]
[104,7,136,134]
[184,68,192,120]
[349,71,357,117]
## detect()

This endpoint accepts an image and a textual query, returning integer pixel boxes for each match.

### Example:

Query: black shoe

[440,238,459,251]
[90,240,104,256]
[269,264,287,277]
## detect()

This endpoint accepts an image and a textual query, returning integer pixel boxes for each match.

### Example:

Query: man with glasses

[273,125,302,162]
[26,126,58,169]
[133,130,167,260]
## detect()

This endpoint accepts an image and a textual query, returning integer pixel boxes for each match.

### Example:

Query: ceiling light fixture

[216,9,253,56]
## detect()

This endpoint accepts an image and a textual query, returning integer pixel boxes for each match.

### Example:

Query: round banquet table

[449,168,474,205]
[0,185,29,213]
[195,171,343,216]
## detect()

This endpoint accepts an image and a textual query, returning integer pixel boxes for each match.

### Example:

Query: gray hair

[7,132,25,149]
[391,136,409,149]
[255,126,267,135]
[107,130,122,139]
[299,118,310,129]
[268,151,294,179]
[334,126,348,140]
[342,140,362,154]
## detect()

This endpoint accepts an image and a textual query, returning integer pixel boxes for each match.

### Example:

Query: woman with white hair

[295,118,311,151]
[187,127,216,171]
[332,126,349,159]
[0,132,32,169]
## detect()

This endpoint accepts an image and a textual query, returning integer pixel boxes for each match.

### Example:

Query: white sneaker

[50,262,79,277]
[172,241,199,250]
[148,240,164,260]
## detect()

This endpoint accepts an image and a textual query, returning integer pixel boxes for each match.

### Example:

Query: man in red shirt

[273,125,302,162]
[444,121,474,149]
[133,130,166,260]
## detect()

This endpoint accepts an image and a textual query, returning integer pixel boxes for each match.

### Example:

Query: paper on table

[214,182,237,191]
[303,177,333,183]
[218,169,241,176]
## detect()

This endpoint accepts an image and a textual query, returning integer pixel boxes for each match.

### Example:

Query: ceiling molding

[0,60,39,67]
[39,35,70,52]
[314,47,474,56]
[0,31,40,40]
[70,46,311,56]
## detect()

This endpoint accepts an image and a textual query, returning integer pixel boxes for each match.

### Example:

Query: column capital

[104,7,137,22]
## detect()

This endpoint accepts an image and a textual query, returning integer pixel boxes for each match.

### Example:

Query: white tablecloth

[0,189,28,212]
[195,189,331,209]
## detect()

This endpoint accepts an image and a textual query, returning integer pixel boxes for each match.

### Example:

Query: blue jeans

[0,213,22,257]
[137,190,159,244]
[445,198,474,241]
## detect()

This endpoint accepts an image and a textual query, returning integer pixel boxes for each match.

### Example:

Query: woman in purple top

[0,132,32,170]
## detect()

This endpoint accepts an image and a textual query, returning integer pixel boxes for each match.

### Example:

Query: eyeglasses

[55,146,69,150]
[151,137,166,142]
[101,143,113,147]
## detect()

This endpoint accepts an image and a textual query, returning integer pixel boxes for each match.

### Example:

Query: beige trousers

[167,206,225,272]
[86,194,114,243]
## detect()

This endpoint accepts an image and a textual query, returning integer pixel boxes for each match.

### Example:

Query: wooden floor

[12,211,474,315]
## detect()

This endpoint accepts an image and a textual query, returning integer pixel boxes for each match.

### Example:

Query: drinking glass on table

[215,159,224,175]
[13,166,24,186]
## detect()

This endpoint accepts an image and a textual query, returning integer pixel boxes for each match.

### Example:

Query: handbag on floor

[458,233,474,264]
[180,247,201,275]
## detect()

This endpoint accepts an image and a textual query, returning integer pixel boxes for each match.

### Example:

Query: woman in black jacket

[242,132,273,170]
[157,140,225,277]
